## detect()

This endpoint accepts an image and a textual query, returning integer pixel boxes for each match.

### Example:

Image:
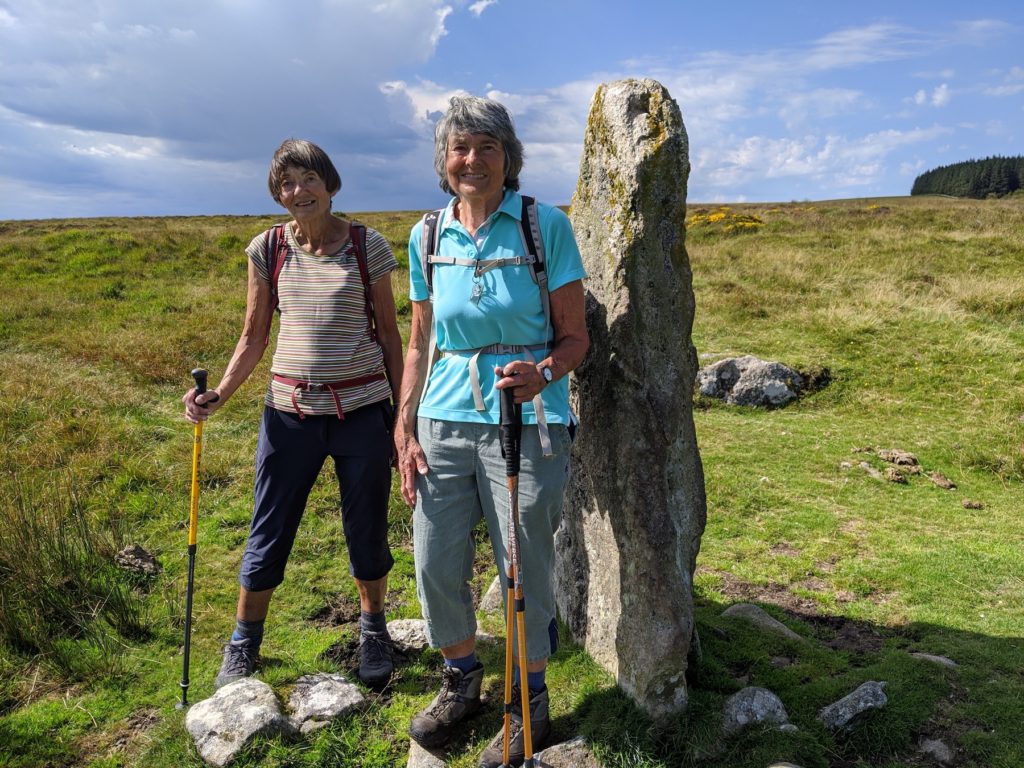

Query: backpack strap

[268,223,289,313]
[348,221,377,344]
[420,208,443,296]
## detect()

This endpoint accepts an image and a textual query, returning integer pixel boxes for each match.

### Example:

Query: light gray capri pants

[414,417,571,662]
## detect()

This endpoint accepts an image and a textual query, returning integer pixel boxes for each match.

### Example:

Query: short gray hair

[433,96,524,195]
[267,139,341,204]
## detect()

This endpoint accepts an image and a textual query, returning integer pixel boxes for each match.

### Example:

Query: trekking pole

[177,368,217,710]
[498,387,534,768]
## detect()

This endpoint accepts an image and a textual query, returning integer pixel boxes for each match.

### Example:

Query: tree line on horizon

[911,155,1024,199]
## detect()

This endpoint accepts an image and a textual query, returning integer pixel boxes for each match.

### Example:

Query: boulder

[696,355,804,407]
[388,619,430,654]
[557,77,705,720]
[114,544,161,576]
[817,681,888,730]
[478,574,504,613]
[287,673,365,734]
[185,679,292,767]
[406,740,446,768]
[722,686,790,735]
[536,736,603,767]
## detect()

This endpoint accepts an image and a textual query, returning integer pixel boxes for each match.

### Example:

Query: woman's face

[277,166,333,221]
[445,132,505,205]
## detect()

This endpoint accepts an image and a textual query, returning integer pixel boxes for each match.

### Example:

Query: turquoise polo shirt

[409,189,588,425]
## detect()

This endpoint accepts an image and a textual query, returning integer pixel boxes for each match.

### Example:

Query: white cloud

[468,0,496,17]
[931,84,951,106]
[914,89,928,105]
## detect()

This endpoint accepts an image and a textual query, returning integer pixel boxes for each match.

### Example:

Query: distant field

[0,195,1022,767]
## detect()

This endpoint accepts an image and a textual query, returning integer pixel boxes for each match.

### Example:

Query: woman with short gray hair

[395,96,589,767]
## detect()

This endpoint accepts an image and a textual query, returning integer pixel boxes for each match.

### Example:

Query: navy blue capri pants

[239,401,395,592]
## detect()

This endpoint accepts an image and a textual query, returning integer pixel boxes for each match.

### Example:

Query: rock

[406,739,446,768]
[557,78,704,720]
[778,723,799,733]
[839,461,853,469]
[721,603,805,644]
[911,652,960,669]
[287,673,365,734]
[771,656,793,668]
[478,574,503,613]
[185,679,292,767]
[535,736,603,767]
[767,763,805,768]
[877,449,918,466]
[722,686,790,735]
[962,499,985,510]
[919,736,954,765]
[883,467,908,484]
[114,544,161,576]
[696,355,805,407]
[817,681,888,730]
[859,461,883,480]
[388,619,430,654]
[927,471,956,490]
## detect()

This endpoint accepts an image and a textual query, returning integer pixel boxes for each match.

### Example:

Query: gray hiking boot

[358,630,394,688]
[214,638,259,689]
[409,663,484,748]
[478,685,551,768]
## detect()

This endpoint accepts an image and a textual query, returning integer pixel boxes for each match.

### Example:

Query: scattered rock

[767,763,805,768]
[114,544,161,576]
[778,723,800,734]
[927,471,956,490]
[288,673,365,734]
[535,736,603,767]
[696,355,805,407]
[911,652,959,669]
[918,736,954,765]
[962,499,985,510]
[721,603,806,644]
[722,686,790,735]
[817,681,888,730]
[883,467,908,484]
[185,679,293,767]
[839,461,853,469]
[478,574,503,613]
[771,656,793,668]
[388,619,430,654]
[877,449,918,466]
[407,739,446,768]
[859,462,883,480]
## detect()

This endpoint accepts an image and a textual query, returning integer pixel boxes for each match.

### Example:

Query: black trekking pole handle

[499,386,522,477]
[191,368,219,405]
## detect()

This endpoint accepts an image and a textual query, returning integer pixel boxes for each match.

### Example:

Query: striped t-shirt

[246,222,397,416]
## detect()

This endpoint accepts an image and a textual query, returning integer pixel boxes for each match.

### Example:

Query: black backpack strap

[349,222,377,343]
[420,208,443,296]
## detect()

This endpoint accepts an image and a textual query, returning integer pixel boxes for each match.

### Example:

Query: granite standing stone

[555,77,706,720]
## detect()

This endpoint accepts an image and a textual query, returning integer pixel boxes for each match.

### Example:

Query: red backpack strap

[349,222,377,343]
[268,223,288,313]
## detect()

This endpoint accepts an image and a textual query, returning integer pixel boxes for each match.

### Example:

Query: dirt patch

[769,542,801,558]
[307,590,405,628]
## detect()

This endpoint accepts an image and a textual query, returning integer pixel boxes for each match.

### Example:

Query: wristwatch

[539,365,554,385]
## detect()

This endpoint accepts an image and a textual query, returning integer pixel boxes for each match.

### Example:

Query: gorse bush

[0,477,149,680]
[686,207,764,238]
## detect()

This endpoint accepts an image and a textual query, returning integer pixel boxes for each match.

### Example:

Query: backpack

[266,221,376,343]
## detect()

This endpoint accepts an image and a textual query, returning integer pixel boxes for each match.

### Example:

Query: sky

[0,1,1021,220]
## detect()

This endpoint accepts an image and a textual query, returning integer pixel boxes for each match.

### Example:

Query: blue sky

[0,1,1021,219]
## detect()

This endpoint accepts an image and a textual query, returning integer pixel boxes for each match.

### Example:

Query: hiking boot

[478,685,551,768]
[214,639,259,689]
[409,663,484,748]
[358,630,395,688]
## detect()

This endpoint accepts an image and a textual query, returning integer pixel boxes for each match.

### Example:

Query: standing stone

[555,78,706,720]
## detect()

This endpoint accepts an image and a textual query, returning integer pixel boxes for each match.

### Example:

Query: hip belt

[272,372,387,420]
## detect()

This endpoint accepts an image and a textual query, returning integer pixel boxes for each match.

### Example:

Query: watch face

[542,366,553,382]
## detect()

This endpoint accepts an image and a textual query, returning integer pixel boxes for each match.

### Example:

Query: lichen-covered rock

[817,681,888,730]
[287,673,365,734]
[388,619,430,654]
[697,355,804,407]
[535,737,603,767]
[911,652,959,669]
[478,574,503,613]
[557,77,705,721]
[114,544,161,576]
[406,739,446,768]
[185,679,292,767]
[722,686,790,735]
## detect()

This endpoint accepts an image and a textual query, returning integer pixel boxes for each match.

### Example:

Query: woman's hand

[182,387,223,424]
[395,427,429,506]
[493,362,546,404]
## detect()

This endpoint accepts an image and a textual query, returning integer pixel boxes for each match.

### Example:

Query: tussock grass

[1,197,1023,767]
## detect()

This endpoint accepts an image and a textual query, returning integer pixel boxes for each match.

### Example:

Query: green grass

[1,196,1022,767]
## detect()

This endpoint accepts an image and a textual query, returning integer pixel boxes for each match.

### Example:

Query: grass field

[0,195,1021,767]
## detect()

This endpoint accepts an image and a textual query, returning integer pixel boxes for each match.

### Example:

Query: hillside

[1,195,1023,767]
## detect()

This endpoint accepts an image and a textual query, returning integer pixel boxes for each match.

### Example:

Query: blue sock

[526,668,546,693]
[230,618,264,648]
[444,652,478,674]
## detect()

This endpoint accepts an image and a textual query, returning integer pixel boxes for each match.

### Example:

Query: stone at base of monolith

[556,77,706,720]
[185,679,292,767]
